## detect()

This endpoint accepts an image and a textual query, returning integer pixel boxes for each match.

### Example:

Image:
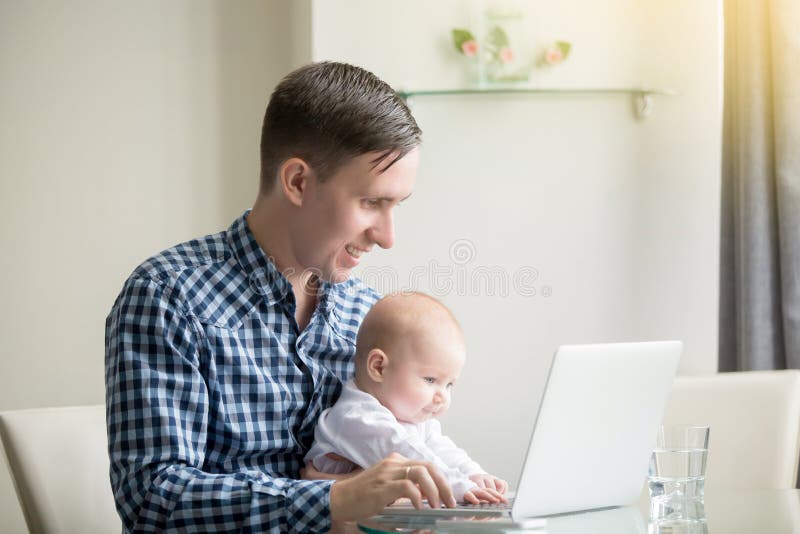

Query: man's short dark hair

[259,62,422,193]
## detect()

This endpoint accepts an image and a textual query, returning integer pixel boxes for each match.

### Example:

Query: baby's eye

[446,382,454,389]
[423,377,436,384]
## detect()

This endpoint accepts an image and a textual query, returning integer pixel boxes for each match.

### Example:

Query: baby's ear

[366,348,388,382]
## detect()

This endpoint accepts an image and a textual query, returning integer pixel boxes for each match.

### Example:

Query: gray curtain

[719,0,800,371]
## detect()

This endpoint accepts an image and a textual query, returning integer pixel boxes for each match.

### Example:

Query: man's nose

[370,210,395,249]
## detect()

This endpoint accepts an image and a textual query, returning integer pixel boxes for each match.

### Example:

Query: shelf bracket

[634,91,655,120]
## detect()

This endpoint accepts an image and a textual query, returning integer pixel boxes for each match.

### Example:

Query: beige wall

[0,0,291,410]
[0,1,293,528]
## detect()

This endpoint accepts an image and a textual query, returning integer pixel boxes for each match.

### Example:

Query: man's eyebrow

[372,193,413,203]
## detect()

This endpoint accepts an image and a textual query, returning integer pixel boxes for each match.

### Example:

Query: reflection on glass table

[359,506,642,534]
[355,490,800,534]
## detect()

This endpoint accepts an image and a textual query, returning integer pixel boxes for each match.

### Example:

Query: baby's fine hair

[354,291,463,367]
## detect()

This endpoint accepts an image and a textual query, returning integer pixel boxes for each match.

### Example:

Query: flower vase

[481,5,531,85]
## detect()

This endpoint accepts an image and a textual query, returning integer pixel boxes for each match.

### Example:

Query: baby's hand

[462,486,507,505]
[469,473,509,494]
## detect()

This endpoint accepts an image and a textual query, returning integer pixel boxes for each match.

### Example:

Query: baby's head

[354,292,466,424]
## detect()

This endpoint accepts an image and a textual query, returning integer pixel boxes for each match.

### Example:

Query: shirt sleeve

[105,275,333,533]
[321,405,477,500]
[423,419,485,478]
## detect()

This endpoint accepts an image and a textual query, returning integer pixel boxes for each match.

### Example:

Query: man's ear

[366,349,389,382]
[278,157,314,207]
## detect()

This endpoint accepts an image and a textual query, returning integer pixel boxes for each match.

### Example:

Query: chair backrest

[662,370,800,489]
[0,405,120,534]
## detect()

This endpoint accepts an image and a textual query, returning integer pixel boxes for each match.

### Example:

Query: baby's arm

[424,419,508,495]
[324,409,479,500]
[331,409,458,472]
[422,419,483,475]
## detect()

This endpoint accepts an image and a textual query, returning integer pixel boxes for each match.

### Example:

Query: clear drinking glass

[648,425,710,523]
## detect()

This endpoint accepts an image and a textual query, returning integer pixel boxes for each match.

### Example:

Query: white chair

[0,405,120,534]
[662,370,800,489]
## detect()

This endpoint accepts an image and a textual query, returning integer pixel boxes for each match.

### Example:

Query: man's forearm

[112,461,334,533]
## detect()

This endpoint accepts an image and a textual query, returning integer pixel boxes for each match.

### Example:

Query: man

[105,62,456,532]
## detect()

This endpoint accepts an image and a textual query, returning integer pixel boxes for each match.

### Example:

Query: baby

[305,291,507,503]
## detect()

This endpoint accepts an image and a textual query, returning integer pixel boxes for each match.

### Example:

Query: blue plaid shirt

[105,212,379,533]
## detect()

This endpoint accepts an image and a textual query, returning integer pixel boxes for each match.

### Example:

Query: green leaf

[452,28,476,54]
[556,41,572,60]
[487,26,510,50]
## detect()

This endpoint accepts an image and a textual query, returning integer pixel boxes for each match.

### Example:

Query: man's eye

[363,198,381,208]
[423,377,436,384]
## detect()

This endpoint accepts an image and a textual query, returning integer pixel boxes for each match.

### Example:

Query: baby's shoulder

[340,399,395,424]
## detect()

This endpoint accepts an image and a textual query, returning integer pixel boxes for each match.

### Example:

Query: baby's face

[377,332,466,424]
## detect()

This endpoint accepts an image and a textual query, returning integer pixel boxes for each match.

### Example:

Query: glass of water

[648,425,710,523]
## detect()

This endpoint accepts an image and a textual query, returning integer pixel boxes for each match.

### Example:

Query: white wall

[633,1,722,375]
[0,0,293,528]
[312,0,721,484]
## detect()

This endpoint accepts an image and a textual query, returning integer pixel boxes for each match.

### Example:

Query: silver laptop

[381,341,681,521]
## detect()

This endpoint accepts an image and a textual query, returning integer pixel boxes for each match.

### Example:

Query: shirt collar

[225,211,355,326]
[226,211,291,306]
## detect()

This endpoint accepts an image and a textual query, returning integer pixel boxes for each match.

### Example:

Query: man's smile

[345,244,371,258]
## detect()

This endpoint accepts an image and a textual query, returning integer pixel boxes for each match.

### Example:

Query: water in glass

[648,447,708,501]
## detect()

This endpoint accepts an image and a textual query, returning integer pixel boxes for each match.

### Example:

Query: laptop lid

[511,341,681,520]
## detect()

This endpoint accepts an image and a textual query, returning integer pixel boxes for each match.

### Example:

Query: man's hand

[328,452,457,522]
[469,473,509,494]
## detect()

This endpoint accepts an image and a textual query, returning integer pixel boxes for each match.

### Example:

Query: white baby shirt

[305,380,484,500]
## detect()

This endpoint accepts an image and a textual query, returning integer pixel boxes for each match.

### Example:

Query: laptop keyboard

[454,498,514,511]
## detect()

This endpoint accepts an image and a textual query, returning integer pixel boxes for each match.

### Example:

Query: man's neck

[247,196,318,329]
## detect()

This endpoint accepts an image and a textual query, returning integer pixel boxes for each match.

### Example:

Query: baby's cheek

[390,391,423,417]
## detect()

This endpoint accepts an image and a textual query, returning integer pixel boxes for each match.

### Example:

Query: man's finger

[397,479,423,509]
[421,463,456,507]
[386,452,407,462]
[408,465,442,509]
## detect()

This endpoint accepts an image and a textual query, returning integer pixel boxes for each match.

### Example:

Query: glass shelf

[397,87,677,119]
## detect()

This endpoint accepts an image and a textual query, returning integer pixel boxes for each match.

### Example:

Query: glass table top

[349,490,800,534]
